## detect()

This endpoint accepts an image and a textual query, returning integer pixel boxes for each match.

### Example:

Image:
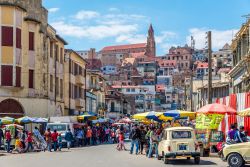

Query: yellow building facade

[64,50,87,115]
[0,0,67,118]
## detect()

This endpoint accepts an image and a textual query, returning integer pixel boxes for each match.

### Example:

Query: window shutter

[2,26,13,46]
[16,66,21,87]
[16,28,21,48]
[29,32,34,51]
[1,65,13,86]
[29,69,34,88]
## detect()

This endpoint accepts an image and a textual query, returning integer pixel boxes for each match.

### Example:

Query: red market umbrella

[197,103,237,115]
[119,117,132,123]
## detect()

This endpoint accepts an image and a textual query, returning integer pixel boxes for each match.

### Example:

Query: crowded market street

[0,144,229,167]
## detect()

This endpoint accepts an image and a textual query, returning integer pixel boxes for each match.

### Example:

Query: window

[126,88,130,92]
[172,131,192,139]
[55,45,58,61]
[60,79,63,98]
[29,69,34,88]
[1,65,13,86]
[2,26,13,46]
[50,75,53,92]
[79,66,82,75]
[74,85,77,99]
[60,48,63,63]
[50,42,53,58]
[29,32,34,51]
[74,63,78,75]
[55,77,59,96]
[131,88,135,92]
[16,66,21,87]
[16,28,21,48]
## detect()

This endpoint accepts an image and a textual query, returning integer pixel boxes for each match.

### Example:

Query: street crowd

[0,124,130,154]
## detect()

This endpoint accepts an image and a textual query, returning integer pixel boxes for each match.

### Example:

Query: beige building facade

[64,50,86,116]
[0,0,67,118]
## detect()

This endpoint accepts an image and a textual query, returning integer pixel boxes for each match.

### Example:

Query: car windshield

[47,124,66,131]
[172,131,192,139]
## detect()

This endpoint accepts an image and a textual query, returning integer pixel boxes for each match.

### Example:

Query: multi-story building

[166,45,193,72]
[192,49,207,62]
[158,60,177,76]
[212,43,233,71]
[77,48,96,60]
[0,0,67,118]
[229,19,250,93]
[64,50,86,116]
[86,70,106,117]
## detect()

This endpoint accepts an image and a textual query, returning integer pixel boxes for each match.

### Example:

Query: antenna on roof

[191,36,195,50]
[242,14,250,22]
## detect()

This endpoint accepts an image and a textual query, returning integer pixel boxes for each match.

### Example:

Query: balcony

[75,75,85,85]
[75,99,84,108]
[88,84,101,91]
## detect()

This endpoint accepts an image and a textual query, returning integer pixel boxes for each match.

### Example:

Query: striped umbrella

[0,117,15,125]
[133,111,162,122]
[238,108,250,117]
[159,110,196,121]
[16,116,34,124]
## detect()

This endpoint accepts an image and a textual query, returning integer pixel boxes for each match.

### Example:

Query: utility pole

[207,31,212,104]
[190,36,195,111]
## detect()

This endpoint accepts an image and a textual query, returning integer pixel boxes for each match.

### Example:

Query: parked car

[222,141,250,167]
[158,127,201,164]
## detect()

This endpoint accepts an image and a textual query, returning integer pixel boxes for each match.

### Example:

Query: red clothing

[51,132,58,142]
[86,129,92,138]
[5,132,11,141]
[119,134,124,141]
[27,135,33,143]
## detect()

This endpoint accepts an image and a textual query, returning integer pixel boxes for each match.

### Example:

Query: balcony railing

[75,75,84,85]
[75,99,84,108]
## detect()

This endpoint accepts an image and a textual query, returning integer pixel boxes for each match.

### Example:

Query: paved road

[0,144,243,167]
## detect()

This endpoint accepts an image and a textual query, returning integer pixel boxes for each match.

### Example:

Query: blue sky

[43,0,250,55]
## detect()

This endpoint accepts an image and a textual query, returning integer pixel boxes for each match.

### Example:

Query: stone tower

[146,24,156,57]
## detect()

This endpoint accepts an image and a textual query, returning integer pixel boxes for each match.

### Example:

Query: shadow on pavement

[166,159,217,165]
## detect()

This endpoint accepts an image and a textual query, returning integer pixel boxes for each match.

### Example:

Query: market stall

[196,103,237,156]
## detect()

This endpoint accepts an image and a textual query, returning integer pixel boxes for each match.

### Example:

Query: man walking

[44,128,52,152]
[5,130,11,153]
[51,130,58,151]
[129,124,141,155]
[0,128,4,150]
[65,129,73,149]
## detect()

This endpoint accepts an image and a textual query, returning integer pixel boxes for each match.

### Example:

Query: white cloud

[108,7,120,12]
[74,10,100,20]
[116,34,147,43]
[51,21,138,40]
[155,31,177,44]
[186,28,238,50]
[48,8,59,13]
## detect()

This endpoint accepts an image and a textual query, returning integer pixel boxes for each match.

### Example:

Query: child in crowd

[58,133,62,151]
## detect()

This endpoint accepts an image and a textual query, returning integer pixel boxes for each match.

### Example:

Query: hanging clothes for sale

[245,92,250,136]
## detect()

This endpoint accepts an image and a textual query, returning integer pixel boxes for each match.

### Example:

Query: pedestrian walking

[44,128,52,152]
[5,130,11,153]
[139,125,147,154]
[105,127,110,143]
[118,132,127,151]
[65,129,73,149]
[148,127,159,158]
[58,134,62,151]
[86,127,92,145]
[0,128,4,150]
[26,132,33,152]
[76,129,84,147]
[51,130,58,151]
[129,124,141,155]
[92,127,97,145]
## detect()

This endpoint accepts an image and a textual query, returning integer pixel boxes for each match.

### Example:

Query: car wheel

[162,152,169,164]
[194,156,200,164]
[227,153,244,167]
[187,157,191,160]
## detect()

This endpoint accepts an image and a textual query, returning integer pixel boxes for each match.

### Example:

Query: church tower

[146,24,156,57]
